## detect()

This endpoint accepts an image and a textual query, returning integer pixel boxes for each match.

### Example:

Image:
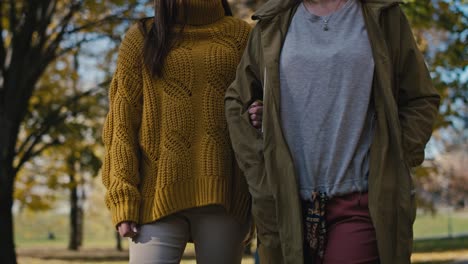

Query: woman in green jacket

[225,0,440,263]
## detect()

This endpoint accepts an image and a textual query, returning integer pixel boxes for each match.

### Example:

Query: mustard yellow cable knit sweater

[102,0,252,227]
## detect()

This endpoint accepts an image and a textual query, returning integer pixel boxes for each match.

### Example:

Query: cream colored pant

[129,205,248,264]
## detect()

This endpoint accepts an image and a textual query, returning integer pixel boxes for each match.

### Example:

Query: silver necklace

[306,0,345,31]
[321,16,332,31]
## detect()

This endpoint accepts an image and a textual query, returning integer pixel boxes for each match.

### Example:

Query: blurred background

[0,0,466,263]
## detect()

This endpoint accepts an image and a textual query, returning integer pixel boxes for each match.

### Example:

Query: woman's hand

[248,100,263,129]
[117,221,139,238]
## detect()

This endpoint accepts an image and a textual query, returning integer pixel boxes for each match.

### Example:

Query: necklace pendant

[322,19,329,31]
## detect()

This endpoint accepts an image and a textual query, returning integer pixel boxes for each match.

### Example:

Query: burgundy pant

[303,192,380,264]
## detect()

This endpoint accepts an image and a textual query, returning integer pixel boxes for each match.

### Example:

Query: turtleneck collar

[177,0,226,26]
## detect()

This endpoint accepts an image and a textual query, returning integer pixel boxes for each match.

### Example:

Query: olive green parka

[225,0,440,263]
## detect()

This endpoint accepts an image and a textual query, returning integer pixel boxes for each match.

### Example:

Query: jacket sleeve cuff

[110,200,140,228]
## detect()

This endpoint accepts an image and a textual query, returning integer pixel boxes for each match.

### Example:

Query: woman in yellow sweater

[101,0,252,263]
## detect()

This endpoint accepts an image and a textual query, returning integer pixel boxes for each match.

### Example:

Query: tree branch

[64,7,138,35]
[43,2,137,63]
[14,83,106,172]
[35,0,58,52]
[14,139,61,174]
[5,1,41,124]
[0,2,6,104]
[16,118,43,158]
[43,1,83,63]
[55,35,107,59]
[0,1,6,72]
[8,0,16,35]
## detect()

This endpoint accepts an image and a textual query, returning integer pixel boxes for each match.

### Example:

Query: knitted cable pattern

[102,6,252,227]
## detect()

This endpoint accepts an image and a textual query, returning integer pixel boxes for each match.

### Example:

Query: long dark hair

[140,0,233,77]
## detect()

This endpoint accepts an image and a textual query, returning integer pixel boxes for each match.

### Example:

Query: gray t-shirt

[279,0,375,200]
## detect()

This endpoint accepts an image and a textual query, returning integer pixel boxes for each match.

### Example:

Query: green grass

[15,210,468,247]
[413,210,468,239]
[14,205,468,263]
[413,236,468,253]
[15,205,122,249]
[17,258,255,264]
[411,260,454,264]
[18,248,254,264]
[18,258,125,264]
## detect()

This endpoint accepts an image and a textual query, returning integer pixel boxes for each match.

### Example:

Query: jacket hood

[252,0,402,20]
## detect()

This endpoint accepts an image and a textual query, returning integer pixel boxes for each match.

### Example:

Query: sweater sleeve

[102,24,144,227]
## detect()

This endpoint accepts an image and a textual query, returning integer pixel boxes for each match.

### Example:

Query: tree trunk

[68,173,80,251]
[115,232,123,251]
[0,163,17,264]
[78,187,87,247]
[0,114,18,264]
[77,206,83,247]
